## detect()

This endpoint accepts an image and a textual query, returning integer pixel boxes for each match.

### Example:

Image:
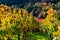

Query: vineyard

[0,3,60,40]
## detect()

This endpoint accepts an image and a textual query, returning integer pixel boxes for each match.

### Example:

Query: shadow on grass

[12,32,49,40]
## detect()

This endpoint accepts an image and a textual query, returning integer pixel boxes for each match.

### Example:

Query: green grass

[12,32,49,40]
[27,32,49,40]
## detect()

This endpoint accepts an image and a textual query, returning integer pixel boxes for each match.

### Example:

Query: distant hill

[0,0,59,6]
